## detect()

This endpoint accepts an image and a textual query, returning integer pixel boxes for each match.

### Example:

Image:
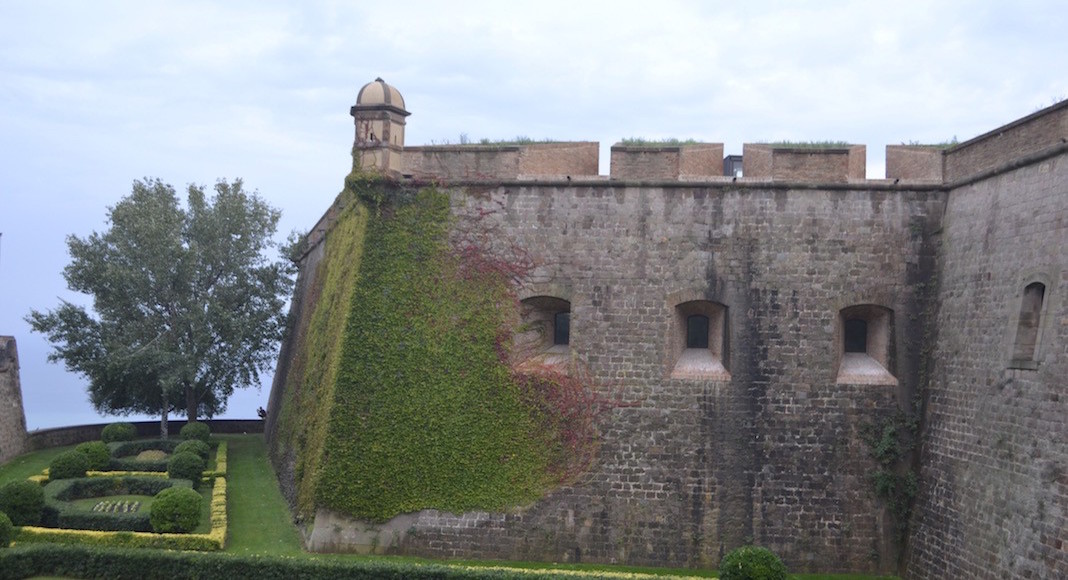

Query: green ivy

[272,190,370,519]
[314,186,552,522]
[861,412,919,546]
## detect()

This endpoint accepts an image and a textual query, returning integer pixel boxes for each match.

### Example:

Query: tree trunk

[185,382,198,423]
[161,403,169,439]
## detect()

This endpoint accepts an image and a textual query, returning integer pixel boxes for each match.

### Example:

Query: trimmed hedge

[0,511,11,548]
[150,487,202,533]
[76,441,112,471]
[0,543,619,579]
[174,439,211,461]
[167,452,206,487]
[17,476,226,552]
[718,545,788,580]
[0,480,45,526]
[101,422,137,443]
[111,439,183,458]
[180,421,211,442]
[49,450,90,480]
[108,439,183,472]
[41,476,190,532]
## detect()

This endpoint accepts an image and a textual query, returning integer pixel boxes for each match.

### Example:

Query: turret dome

[356,77,406,111]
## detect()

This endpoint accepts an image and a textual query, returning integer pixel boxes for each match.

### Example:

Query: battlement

[402,142,599,181]
[352,78,1068,186]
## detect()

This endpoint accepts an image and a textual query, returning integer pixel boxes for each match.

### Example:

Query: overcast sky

[2,1,1066,429]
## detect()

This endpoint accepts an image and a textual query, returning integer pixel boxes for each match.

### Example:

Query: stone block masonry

[906,147,1068,579]
[0,336,28,465]
[267,80,1067,578]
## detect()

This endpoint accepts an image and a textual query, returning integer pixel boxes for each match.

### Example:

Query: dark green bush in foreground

[0,543,610,580]
[174,439,211,461]
[719,545,788,580]
[101,422,137,443]
[0,512,12,548]
[167,452,205,487]
[49,450,90,480]
[180,421,211,443]
[0,480,44,526]
[150,486,202,533]
[75,440,112,471]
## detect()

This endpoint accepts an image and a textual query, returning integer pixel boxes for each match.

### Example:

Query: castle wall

[303,181,943,573]
[906,147,1068,579]
[0,336,28,464]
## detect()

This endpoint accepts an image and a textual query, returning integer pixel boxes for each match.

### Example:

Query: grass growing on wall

[271,184,370,519]
[314,185,552,522]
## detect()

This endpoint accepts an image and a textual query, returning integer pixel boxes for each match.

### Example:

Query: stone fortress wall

[0,336,28,465]
[265,81,1065,578]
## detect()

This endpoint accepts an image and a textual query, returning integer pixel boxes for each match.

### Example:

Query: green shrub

[110,439,181,458]
[0,512,12,548]
[49,450,90,480]
[0,480,45,526]
[101,422,137,443]
[719,545,788,580]
[179,422,210,443]
[150,487,202,533]
[173,439,210,461]
[75,441,111,471]
[167,452,206,486]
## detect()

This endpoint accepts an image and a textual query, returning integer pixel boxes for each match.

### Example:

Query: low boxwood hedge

[17,476,226,552]
[0,480,44,527]
[107,439,184,472]
[75,441,112,471]
[0,543,614,580]
[180,422,211,443]
[101,422,137,443]
[41,477,191,533]
[49,450,90,480]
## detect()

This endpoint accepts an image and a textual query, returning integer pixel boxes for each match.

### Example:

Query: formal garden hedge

[9,439,228,552]
[0,543,647,580]
[40,476,191,532]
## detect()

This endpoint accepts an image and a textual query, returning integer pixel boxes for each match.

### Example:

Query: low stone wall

[25,419,264,451]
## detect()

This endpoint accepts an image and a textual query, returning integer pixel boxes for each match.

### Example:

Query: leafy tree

[28,178,293,435]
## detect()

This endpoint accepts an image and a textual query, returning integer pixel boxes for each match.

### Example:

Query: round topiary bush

[719,545,788,580]
[173,439,210,461]
[149,486,202,533]
[0,481,45,526]
[167,451,206,486]
[0,511,13,548]
[75,440,111,471]
[101,422,137,443]
[49,450,90,480]
[179,421,211,443]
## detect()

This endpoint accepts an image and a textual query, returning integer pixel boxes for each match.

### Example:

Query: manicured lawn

[220,434,304,555]
[0,445,75,486]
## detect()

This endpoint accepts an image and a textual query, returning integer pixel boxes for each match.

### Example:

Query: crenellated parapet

[610,142,725,180]
[403,142,599,181]
[741,143,866,183]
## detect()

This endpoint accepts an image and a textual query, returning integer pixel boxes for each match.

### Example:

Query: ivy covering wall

[271,187,370,518]
[274,173,560,523]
